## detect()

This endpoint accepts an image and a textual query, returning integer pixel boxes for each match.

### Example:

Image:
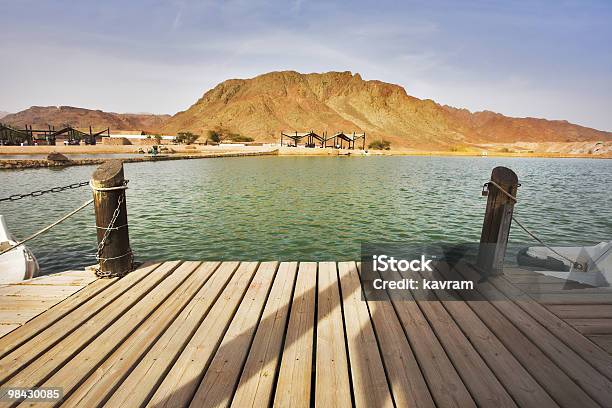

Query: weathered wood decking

[0,261,611,407]
[0,271,98,337]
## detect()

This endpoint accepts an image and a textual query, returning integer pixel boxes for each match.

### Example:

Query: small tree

[175,131,199,144]
[153,134,162,144]
[208,130,222,143]
[368,139,391,150]
[229,134,254,142]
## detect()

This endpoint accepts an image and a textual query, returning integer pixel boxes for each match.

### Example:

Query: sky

[1,0,611,130]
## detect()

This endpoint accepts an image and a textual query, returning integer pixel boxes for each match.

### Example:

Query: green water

[1,156,610,275]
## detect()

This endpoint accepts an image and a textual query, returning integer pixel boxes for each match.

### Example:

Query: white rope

[89,180,129,191]
[485,179,583,270]
[512,215,584,270]
[487,180,517,202]
[0,199,94,256]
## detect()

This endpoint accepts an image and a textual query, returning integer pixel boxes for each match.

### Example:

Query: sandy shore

[276,145,612,159]
[0,148,279,169]
[0,144,273,155]
[0,142,609,169]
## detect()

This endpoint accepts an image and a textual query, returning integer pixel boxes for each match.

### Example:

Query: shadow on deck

[0,261,611,407]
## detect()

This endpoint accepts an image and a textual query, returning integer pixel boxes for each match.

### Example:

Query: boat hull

[0,215,41,283]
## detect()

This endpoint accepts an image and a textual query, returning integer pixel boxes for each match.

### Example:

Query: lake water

[1,156,610,275]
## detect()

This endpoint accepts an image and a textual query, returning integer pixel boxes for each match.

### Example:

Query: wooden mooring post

[91,160,132,277]
[477,166,519,276]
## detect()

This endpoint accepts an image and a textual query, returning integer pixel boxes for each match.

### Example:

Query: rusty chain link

[0,181,89,202]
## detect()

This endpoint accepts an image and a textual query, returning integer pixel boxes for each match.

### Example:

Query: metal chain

[0,181,89,202]
[95,193,132,278]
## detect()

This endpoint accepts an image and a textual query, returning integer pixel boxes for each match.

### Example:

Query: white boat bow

[517,241,612,287]
[0,215,40,283]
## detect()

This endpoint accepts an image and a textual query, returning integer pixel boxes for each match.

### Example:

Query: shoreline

[1,144,610,169]
[0,149,279,169]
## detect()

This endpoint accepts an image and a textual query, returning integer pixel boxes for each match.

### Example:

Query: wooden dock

[0,270,97,338]
[0,260,611,407]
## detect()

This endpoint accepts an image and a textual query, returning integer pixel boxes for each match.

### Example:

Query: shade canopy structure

[280,131,324,147]
[280,130,366,149]
[329,132,366,150]
[0,124,109,146]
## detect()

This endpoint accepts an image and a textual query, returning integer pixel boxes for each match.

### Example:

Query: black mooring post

[477,166,519,277]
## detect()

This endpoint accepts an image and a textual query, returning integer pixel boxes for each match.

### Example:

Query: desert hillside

[163,71,611,148]
[2,106,170,133]
[4,72,610,150]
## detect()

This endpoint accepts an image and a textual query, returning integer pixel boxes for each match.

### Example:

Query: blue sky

[1,0,611,130]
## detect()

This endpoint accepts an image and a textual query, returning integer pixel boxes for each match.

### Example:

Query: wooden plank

[0,324,20,338]
[489,272,612,381]
[0,310,42,324]
[384,268,475,408]
[359,265,435,408]
[405,267,517,408]
[0,262,161,382]
[522,288,612,295]
[273,262,317,408]
[565,319,612,335]
[588,335,612,354]
[437,263,599,407]
[0,285,81,298]
[39,270,96,278]
[2,261,181,388]
[504,274,576,284]
[514,282,597,293]
[531,293,612,304]
[0,295,67,303]
[10,273,97,286]
[337,261,393,408]
[148,261,259,408]
[61,262,220,408]
[455,264,612,406]
[0,299,58,311]
[426,264,557,407]
[190,262,279,408]
[0,263,129,358]
[505,268,549,276]
[34,261,202,403]
[105,261,240,408]
[547,304,612,319]
[314,262,352,408]
[230,262,298,408]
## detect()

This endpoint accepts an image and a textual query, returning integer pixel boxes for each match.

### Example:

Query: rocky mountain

[441,107,609,144]
[162,71,611,148]
[0,111,9,120]
[4,72,610,149]
[2,106,170,133]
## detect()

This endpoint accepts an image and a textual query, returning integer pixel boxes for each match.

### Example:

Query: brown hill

[162,71,611,148]
[2,106,170,133]
[0,111,9,120]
